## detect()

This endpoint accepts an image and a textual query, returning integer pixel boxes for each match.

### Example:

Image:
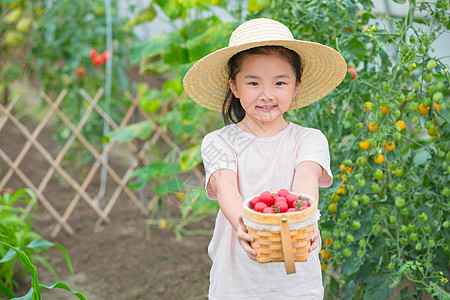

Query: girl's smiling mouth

[256,105,277,112]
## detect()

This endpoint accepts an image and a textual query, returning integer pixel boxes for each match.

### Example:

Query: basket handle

[279,216,296,274]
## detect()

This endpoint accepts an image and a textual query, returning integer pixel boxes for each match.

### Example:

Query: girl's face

[229,52,301,127]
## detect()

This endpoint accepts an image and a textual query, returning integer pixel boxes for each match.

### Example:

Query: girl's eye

[249,82,259,86]
[276,82,286,86]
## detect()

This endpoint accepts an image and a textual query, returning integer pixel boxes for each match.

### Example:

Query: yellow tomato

[364,101,372,112]
[369,123,379,132]
[385,141,395,152]
[418,103,430,115]
[360,140,370,150]
[374,153,384,164]
[396,120,406,130]
[379,106,389,114]
[434,102,440,111]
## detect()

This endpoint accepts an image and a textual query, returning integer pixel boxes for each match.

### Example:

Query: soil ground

[1,98,215,300]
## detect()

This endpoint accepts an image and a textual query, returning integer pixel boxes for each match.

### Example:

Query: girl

[183,18,346,299]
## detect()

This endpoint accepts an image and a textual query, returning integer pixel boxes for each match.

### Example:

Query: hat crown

[229,18,294,47]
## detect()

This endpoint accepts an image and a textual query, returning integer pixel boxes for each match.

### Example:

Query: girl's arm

[292,161,324,252]
[209,169,257,260]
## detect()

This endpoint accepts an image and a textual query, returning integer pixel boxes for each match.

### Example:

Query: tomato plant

[251,0,449,298]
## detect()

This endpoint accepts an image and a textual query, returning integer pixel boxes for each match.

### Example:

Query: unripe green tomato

[351,220,361,230]
[410,232,419,242]
[427,85,435,95]
[400,237,409,245]
[408,101,419,111]
[388,215,396,224]
[383,83,391,92]
[392,109,401,118]
[409,35,416,43]
[341,210,348,218]
[396,183,406,192]
[388,161,398,170]
[424,39,432,47]
[361,195,370,205]
[400,225,408,234]
[393,132,402,141]
[408,62,417,71]
[322,230,331,240]
[400,207,409,215]
[382,205,390,214]
[358,122,363,129]
[412,116,419,124]
[418,46,425,54]
[356,156,366,167]
[397,93,406,103]
[443,1,450,10]
[337,219,344,225]
[346,233,355,243]
[380,98,388,107]
[423,223,431,233]
[395,168,405,177]
[427,59,437,71]
[358,179,366,187]
[373,214,381,222]
[371,183,380,192]
[347,185,355,194]
[395,197,406,208]
[343,247,352,257]
[372,224,381,234]
[443,220,450,228]
[359,238,366,248]
[373,169,384,180]
[444,187,450,197]
[351,200,358,208]
[407,91,417,102]
[436,82,445,90]
[332,240,340,249]
[413,80,421,90]
[428,239,435,247]
[387,262,396,271]
[357,249,364,257]
[407,223,415,232]
[418,212,428,222]
[433,91,443,102]
[423,72,433,82]
[340,230,346,238]
[422,97,431,107]
[389,182,395,189]
[415,242,422,251]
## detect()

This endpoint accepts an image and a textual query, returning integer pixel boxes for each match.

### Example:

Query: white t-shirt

[201,122,333,300]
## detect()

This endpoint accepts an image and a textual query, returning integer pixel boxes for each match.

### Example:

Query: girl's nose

[260,87,274,101]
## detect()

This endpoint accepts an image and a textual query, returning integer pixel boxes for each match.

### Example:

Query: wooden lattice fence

[0,88,205,237]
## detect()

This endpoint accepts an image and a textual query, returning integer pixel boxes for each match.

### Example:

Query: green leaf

[124,4,157,31]
[363,273,393,300]
[139,88,162,114]
[27,239,73,273]
[0,248,18,263]
[348,37,366,60]
[104,121,155,143]
[180,188,218,218]
[38,282,86,300]
[155,177,185,196]
[180,144,202,171]
[0,242,40,300]
[26,239,53,250]
[413,150,431,166]
[154,0,184,19]
[11,288,33,300]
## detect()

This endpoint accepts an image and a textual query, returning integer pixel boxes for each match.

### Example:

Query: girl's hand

[236,215,257,260]
[309,223,320,252]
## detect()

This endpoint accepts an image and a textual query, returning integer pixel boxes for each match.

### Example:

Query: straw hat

[183,18,347,112]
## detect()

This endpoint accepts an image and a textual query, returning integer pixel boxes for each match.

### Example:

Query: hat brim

[183,39,347,112]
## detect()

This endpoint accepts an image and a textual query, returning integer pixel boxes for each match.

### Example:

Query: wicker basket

[241,192,319,274]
